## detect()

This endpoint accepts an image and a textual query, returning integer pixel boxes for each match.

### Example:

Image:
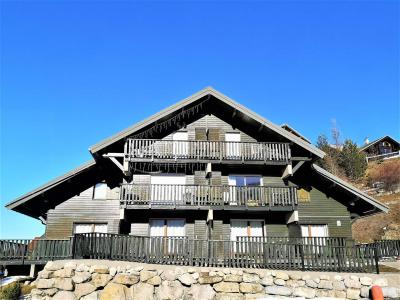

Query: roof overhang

[89,87,325,158]
[312,164,389,214]
[360,135,400,152]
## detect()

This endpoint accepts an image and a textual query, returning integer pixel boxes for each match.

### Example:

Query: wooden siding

[45,186,120,239]
[297,186,352,238]
[163,115,257,143]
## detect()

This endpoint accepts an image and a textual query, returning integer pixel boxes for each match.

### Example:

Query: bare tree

[331,118,341,148]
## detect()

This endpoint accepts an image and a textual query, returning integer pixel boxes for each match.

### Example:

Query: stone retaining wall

[30,260,400,300]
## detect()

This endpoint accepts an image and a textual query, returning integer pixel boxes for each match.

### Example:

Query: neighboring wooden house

[6,87,388,242]
[360,136,400,163]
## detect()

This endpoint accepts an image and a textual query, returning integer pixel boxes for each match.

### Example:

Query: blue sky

[1,1,399,239]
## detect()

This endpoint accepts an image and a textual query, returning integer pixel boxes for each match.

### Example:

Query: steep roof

[360,135,400,152]
[312,164,389,213]
[89,87,325,158]
[280,123,312,144]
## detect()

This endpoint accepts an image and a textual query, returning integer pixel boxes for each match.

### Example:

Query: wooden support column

[285,210,299,224]
[282,163,293,179]
[30,264,36,278]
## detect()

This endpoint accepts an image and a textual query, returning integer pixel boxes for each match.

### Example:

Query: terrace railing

[125,139,291,163]
[366,151,400,163]
[0,239,72,264]
[73,233,378,273]
[120,184,298,209]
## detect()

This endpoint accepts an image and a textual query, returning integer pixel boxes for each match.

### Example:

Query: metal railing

[125,139,291,163]
[120,184,298,209]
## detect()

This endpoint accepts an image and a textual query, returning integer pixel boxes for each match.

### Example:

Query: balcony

[125,139,291,164]
[120,184,298,211]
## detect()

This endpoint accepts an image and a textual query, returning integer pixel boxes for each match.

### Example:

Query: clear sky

[1,1,399,239]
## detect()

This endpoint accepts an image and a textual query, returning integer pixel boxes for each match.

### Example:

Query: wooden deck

[120,184,298,210]
[125,139,291,164]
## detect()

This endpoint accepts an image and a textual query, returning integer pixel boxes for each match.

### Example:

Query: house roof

[359,135,400,152]
[312,164,389,213]
[89,87,325,158]
[5,160,98,218]
[280,123,312,144]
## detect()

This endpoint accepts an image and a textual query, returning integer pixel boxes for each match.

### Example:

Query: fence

[1,235,399,274]
[73,233,378,273]
[0,239,72,264]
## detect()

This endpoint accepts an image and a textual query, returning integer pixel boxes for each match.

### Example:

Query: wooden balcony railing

[120,184,298,209]
[125,139,291,163]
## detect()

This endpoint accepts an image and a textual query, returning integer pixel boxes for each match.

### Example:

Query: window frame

[148,218,186,237]
[228,175,263,187]
[92,182,108,200]
[230,218,265,241]
[73,222,108,234]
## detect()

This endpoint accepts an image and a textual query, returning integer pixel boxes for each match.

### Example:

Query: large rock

[265,285,292,296]
[187,284,216,300]
[54,277,74,291]
[100,282,129,300]
[275,271,289,280]
[293,286,316,299]
[274,279,285,286]
[52,291,77,300]
[91,273,112,288]
[37,270,53,279]
[334,290,347,298]
[81,291,100,300]
[243,273,260,283]
[360,286,370,298]
[140,270,158,282]
[239,282,263,293]
[53,267,74,278]
[45,261,64,271]
[64,262,77,269]
[156,280,184,300]
[113,273,140,285]
[74,283,96,299]
[36,278,55,289]
[130,282,154,300]
[318,279,333,290]
[77,264,90,272]
[373,277,388,287]
[44,288,58,296]
[147,275,162,286]
[214,282,240,293]
[90,265,109,274]
[215,293,245,300]
[344,278,361,289]
[305,279,318,288]
[346,288,361,300]
[260,276,274,286]
[224,274,243,282]
[73,271,92,284]
[382,287,400,299]
[360,276,372,286]
[333,280,345,291]
[198,274,223,284]
[177,273,195,286]
[161,269,182,281]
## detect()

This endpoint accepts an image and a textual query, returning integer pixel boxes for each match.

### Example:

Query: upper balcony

[120,184,298,211]
[124,139,291,165]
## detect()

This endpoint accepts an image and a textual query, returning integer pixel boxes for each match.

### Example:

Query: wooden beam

[291,157,312,161]
[291,161,305,175]
[282,164,293,179]
[103,153,125,158]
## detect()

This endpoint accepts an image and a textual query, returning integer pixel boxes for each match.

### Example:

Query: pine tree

[338,139,367,180]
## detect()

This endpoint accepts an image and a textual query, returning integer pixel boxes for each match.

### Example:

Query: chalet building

[360,136,400,163]
[6,88,388,242]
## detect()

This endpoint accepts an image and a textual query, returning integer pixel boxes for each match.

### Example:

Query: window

[172,131,188,157]
[150,174,186,204]
[230,219,264,241]
[301,224,329,238]
[149,219,185,237]
[297,188,311,202]
[93,183,108,199]
[225,132,241,158]
[228,175,262,186]
[73,223,107,234]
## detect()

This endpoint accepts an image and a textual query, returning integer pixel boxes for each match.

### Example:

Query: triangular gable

[89,87,325,158]
[359,135,400,152]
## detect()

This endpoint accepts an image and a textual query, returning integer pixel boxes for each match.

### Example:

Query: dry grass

[352,192,400,243]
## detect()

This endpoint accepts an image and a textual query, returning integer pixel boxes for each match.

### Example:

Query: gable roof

[5,160,98,218]
[280,123,312,144]
[89,87,325,158]
[360,135,400,152]
[312,164,389,213]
